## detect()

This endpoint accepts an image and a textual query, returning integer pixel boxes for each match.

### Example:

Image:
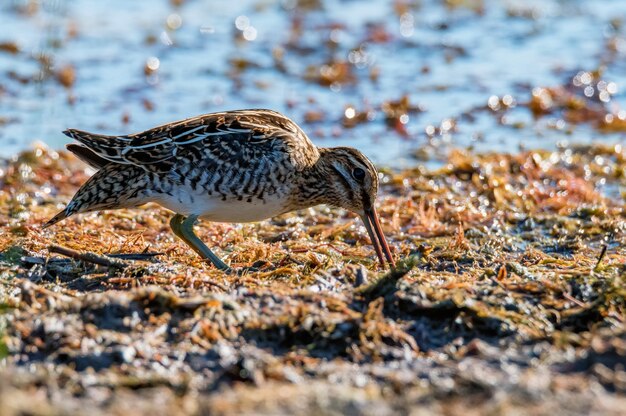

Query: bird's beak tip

[361,207,395,270]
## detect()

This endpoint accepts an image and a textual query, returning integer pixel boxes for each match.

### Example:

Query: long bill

[360,207,396,268]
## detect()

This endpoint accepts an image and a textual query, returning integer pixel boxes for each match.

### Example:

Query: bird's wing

[63,109,318,172]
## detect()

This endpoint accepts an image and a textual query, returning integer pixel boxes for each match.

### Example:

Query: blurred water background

[0,0,625,166]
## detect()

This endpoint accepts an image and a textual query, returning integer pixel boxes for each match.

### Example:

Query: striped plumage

[44,109,395,272]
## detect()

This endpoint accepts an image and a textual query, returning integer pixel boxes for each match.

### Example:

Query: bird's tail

[42,164,149,229]
[63,129,131,165]
[66,143,111,169]
[42,209,69,228]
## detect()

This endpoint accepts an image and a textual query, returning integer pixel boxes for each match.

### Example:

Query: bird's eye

[352,167,366,182]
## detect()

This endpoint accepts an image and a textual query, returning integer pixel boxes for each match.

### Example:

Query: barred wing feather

[63,109,313,172]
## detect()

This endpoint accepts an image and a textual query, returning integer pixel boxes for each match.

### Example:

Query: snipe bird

[44,109,395,272]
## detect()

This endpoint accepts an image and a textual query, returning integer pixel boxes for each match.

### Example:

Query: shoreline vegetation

[1,144,624,414]
[1,0,625,414]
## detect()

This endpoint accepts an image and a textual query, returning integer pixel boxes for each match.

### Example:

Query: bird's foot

[224,260,273,275]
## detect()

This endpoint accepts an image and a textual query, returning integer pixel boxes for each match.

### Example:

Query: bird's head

[315,147,395,268]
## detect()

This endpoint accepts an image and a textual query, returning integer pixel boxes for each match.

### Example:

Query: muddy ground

[0,144,624,415]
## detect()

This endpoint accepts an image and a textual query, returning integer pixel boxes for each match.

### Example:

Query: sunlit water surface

[0,0,625,166]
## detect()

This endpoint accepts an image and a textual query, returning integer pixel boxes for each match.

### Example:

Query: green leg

[169,214,231,272]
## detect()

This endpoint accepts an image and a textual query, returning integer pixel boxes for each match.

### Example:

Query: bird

[43,109,395,272]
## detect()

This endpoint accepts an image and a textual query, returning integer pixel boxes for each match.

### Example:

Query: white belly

[152,188,289,223]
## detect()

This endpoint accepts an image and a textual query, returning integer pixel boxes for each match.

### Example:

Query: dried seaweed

[1,143,624,414]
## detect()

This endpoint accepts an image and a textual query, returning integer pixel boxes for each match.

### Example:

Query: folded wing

[63,109,314,172]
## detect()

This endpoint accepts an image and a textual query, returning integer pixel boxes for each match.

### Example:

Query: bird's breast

[150,183,292,223]
[145,157,302,222]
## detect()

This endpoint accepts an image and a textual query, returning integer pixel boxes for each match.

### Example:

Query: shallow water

[0,0,625,166]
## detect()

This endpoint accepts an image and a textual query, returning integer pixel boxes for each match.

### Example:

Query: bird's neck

[288,148,340,210]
